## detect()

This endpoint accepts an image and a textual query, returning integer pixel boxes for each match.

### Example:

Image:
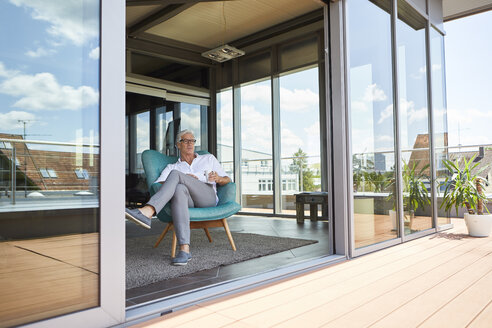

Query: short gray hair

[176,129,195,144]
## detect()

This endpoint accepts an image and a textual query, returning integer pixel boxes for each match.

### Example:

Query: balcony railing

[0,138,100,211]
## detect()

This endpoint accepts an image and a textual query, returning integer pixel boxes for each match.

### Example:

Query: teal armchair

[141,149,241,257]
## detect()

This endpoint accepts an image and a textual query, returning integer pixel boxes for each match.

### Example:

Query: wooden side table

[295,192,328,223]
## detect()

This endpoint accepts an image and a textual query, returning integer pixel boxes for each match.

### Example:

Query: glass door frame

[25,0,127,326]
[340,0,446,258]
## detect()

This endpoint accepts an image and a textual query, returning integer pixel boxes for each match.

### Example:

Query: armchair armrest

[217,182,237,205]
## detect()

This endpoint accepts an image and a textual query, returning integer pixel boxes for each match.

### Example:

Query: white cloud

[181,108,201,135]
[0,111,37,130]
[378,104,393,124]
[408,106,428,124]
[25,47,56,58]
[9,0,99,46]
[351,100,368,112]
[279,87,318,112]
[217,126,233,147]
[411,66,427,79]
[241,84,271,104]
[0,62,18,78]
[398,98,427,124]
[351,128,374,154]
[304,121,320,138]
[281,127,304,157]
[136,116,150,153]
[241,105,272,154]
[0,72,98,111]
[362,84,387,103]
[89,47,99,60]
[376,135,393,142]
[303,121,321,162]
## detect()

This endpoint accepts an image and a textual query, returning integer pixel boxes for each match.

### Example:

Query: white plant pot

[464,213,492,237]
[389,210,397,230]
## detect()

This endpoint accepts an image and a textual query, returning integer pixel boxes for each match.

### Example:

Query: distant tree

[291,148,315,191]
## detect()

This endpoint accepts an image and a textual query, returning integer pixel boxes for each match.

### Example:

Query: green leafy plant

[403,161,431,215]
[385,161,430,216]
[440,155,489,215]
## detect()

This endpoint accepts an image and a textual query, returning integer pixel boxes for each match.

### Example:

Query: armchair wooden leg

[221,218,236,251]
[204,228,213,242]
[171,231,177,258]
[154,223,172,248]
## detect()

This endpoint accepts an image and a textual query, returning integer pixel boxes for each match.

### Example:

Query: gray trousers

[147,170,216,245]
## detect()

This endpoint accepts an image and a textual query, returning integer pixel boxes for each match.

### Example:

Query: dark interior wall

[0,208,99,240]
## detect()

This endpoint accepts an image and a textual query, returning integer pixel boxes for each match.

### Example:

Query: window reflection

[217,89,234,181]
[430,28,450,226]
[279,67,321,215]
[156,106,172,154]
[347,0,398,248]
[240,79,273,213]
[397,2,433,235]
[135,111,150,174]
[180,103,207,150]
[0,0,100,326]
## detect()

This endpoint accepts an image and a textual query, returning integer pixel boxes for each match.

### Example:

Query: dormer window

[40,168,57,178]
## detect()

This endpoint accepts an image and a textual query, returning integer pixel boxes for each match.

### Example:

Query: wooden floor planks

[0,233,99,328]
[134,219,492,328]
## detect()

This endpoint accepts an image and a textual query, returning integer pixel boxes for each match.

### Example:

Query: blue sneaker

[172,251,192,266]
[125,208,151,229]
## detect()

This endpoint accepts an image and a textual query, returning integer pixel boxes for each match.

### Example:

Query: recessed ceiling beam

[128,3,194,36]
[127,37,213,67]
[126,0,236,7]
[138,32,208,53]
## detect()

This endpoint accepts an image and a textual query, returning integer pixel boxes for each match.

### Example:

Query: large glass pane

[347,0,398,249]
[443,11,492,222]
[180,102,207,151]
[240,79,273,213]
[217,89,234,181]
[155,105,173,154]
[279,67,321,215]
[135,111,150,174]
[397,2,433,235]
[0,0,100,326]
[430,28,449,226]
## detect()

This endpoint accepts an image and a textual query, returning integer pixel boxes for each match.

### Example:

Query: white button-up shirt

[154,153,229,203]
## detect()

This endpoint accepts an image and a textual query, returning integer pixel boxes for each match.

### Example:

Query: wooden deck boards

[133,219,492,328]
[0,233,99,328]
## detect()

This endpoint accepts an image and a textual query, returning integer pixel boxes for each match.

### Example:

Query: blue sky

[1,1,488,156]
[444,10,492,148]
[0,0,100,149]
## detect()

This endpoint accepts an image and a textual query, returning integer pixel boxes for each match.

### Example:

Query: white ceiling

[126,0,323,49]
[443,0,492,20]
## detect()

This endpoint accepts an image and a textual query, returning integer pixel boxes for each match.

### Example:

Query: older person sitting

[125,129,231,265]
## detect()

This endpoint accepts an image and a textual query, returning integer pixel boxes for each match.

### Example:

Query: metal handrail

[0,138,100,205]
[0,138,100,148]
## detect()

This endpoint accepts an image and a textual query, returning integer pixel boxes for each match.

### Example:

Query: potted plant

[402,161,431,226]
[386,161,431,230]
[440,155,492,237]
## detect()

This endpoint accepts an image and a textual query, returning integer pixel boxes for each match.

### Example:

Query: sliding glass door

[240,79,273,213]
[347,0,399,249]
[397,1,433,236]
[0,0,125,326]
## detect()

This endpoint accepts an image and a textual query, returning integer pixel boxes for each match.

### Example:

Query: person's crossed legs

[125,170,216,265]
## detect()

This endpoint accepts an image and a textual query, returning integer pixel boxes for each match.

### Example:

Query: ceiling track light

[201,44,245,63]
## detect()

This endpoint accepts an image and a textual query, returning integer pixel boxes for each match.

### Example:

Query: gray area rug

[126,229,317,289]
